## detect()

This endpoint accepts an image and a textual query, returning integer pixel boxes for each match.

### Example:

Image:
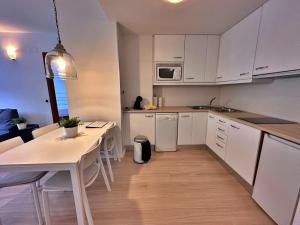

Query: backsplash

[154,86,220,107]
[219,77,300,122]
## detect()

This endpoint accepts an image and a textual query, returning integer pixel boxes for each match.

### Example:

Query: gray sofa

[0,109,19,142]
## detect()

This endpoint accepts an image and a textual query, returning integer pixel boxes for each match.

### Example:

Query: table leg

[70,165,86,225]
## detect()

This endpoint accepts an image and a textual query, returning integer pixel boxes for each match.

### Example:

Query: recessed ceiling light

[167,0,184,4]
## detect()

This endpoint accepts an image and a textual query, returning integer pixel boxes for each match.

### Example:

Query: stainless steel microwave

[156,63,183,82]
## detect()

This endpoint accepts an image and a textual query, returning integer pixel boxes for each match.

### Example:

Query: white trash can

[133,135,150,164]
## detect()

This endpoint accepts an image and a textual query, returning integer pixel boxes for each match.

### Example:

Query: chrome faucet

[209,97,216,107]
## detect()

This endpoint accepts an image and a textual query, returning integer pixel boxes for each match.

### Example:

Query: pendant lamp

[45,0,77,79]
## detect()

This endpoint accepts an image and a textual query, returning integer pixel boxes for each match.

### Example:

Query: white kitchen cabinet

[206,113,228,159]
[184,35,219,83]
[178,113,193,145]
[125,113,155,145]
[225,120,261,185]
[206,113,217,151]
[184,35,207,82]
[205,35,220,82]
[254,0,300,76]
[217,7,262,82]
[178,112,207,145]
[154,35,185,62]
[253,134,300,225]
[191,112,208,145]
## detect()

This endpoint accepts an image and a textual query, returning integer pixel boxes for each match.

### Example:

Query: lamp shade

[45,43,77,79]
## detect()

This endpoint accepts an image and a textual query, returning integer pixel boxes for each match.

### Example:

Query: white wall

[118,30,153,108]
[57,0,122,126]
[219,77,300,122]
[0,32,56,125]
[154,86,220,107]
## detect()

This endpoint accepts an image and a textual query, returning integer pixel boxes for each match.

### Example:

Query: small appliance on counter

[133,96,143,110]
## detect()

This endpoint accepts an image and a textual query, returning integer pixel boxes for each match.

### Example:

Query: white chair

[0,137,46,225]
[101,127,120,183]
[41,139,111,225]
[32,123,59,138]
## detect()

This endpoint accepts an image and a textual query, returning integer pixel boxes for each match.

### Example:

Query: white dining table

[0,122,116,225]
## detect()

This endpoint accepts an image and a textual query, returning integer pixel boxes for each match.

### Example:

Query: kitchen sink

[191,106,212,110]
[214,107,242,113]
[191,106,242,113]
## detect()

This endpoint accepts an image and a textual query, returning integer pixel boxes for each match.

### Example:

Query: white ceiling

[0,0,55,33]
[98,0,267,34]
[0,0,107,33]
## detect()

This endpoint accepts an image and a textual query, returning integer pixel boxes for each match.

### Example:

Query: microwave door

[158,68,175,80]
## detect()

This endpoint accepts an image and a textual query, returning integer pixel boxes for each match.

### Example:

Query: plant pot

[63,126,78,138]
[17,123,27,130]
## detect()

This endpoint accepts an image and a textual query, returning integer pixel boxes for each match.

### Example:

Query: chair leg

[30,183,44,225]
[42,191,51,225]
[99,158,111,192]
[81,187,94,225]
[104,149,114,182]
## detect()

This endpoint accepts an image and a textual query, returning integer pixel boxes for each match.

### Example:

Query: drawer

[216,132,227,144]
[217,117,228,126]
[216,124,228,135]
[214,140,226,159]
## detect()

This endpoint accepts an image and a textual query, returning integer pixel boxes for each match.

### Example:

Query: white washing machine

[155,113,178,152]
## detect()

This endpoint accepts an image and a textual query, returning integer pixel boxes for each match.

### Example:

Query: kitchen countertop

[124,106,300,145]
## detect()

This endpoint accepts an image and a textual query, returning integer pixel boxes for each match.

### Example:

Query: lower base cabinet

[124,113,155,145]
[225,120,261,185]
[205,113,262,185]
[178,112,207,145]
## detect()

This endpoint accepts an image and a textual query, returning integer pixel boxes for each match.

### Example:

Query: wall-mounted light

[167,0,184,4]
[6,46,17,60]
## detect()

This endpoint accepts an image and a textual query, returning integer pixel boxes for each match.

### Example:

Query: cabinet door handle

[217,127,225,132]
[181,115,190,118]
[219,119,226,124]
[185,77,195,80]
[145,115,154,118]
[255,66,269,70]
[240,72,250,76]
[216,143,223,148]
[230,124,240,130]
[217,135,224,140]
[173,56,183,59]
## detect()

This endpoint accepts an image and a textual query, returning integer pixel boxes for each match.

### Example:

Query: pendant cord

[52,0,61,44]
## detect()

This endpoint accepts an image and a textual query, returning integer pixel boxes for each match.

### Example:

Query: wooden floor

[0,148,275,225]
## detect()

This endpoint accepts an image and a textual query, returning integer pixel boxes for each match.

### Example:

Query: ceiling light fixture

[44,0,77,80]
[167,0,184,4]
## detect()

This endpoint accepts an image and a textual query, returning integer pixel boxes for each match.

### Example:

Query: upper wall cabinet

[184,35,220,83]
[205,36,220,83]
[154,35,185,62]
[254,0,300,76]
[217,8,262,82]
[184,35,207,82]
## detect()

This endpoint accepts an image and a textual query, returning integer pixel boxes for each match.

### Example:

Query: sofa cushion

[0,109,19,133]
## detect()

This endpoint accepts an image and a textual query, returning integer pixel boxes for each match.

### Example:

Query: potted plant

[12,117,27,130]
[60,117,81,138]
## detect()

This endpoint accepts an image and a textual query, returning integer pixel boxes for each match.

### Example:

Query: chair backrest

[79,139,102,187]
[32,123,59,138]
[103,128,116,152]
[0,136,24,154]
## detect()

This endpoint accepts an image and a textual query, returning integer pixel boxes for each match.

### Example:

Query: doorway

[43,53,69,123]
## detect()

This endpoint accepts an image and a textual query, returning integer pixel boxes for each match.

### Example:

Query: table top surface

[0,122,115,167]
